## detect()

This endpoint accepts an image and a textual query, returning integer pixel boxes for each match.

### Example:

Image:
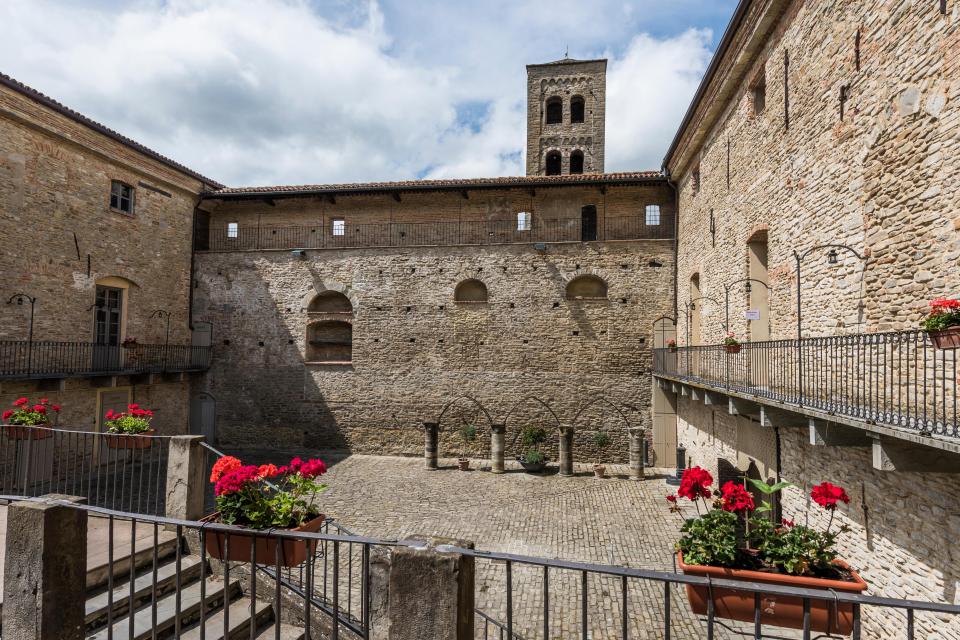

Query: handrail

[0,340,211,379]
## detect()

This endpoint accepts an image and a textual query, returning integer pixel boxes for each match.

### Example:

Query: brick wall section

[0,82,210,433]
[193,235,674,462]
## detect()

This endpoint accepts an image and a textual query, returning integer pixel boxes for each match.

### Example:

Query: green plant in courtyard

[519,425,548,465]
[459,424,477,458]
[104,403,154,434]
[592,430,611,463]
[522,449,545,465]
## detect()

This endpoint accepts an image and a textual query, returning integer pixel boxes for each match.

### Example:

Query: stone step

[87,575,240,640]
[85,555,203,628]
[254,624,307,640]
[178,597,273,640]
[86,526,180,590]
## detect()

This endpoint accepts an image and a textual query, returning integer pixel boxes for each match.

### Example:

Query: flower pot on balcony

[104,428,156,450]
[2,423,53,440]
[201,512,326,567]
[928,327,960,350]
[677,552,867,635]
[458,457,471,471]
[724,344,741,354]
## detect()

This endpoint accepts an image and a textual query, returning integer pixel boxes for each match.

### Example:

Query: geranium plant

[667,467,853,579]
[104,403,154,434]
[666,338,678,351]
[2,397,61,425]
[921,298,960,332]
[121,336,139,348]
[722,332,739,347]
[209,455,328,529]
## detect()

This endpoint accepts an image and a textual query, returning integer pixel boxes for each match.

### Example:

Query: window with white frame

[227,222,239,239]
[332,218,345,236]
[517,211,531,231]
[645,205,661,226]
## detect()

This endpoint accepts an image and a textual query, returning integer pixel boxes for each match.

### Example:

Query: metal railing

[198,215,675,252]
[3,495,958,640]
[0,425,170,514]
[0,341,212,379]
[653,329,959,439]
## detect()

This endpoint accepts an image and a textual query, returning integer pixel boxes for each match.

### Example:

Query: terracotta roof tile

[0,72,223,188]
[205,171,663,199]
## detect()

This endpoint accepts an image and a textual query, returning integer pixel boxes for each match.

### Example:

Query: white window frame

[645,205,661,226]
[517,211,532,231]
[227,222,239,239]
[332,218,346,236]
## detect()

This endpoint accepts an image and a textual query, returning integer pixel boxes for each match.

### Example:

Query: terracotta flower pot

[104,428,156,450]
[677,552,867,635]
[929,326,960,350]
[458,457,471,471]
[724,344,742,354]
[2,423,53,440]
[593,464,607,478]
[201,513,326,568]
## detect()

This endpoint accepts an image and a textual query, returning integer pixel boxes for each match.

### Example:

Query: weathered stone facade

[664,1,960,636]
[526,58,607,176]
[0,76,216,434]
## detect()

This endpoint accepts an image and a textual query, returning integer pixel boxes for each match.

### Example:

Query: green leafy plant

[746,477,793,514]
[920,297,960,332]
[592,430,611,464]
[210,455,328,529]
[460,424,478,458]
[2,397,60,425]
[520,425,547,447]
[722,331,739,347]
[677,508,739,567]
[104,404,153,434]
[522,449,545,465]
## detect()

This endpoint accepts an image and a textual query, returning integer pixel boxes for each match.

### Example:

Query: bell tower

[525,57,607,176]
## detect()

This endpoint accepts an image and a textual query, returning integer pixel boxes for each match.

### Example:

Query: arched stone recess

[299,280,358,313]
[453,279,489,304]
[563,271,609,301]
[305,318,352,364]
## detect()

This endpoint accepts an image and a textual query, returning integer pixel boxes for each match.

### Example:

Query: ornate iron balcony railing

[195,214,675,252]
[0,340,212,379]
[653,329,959,439]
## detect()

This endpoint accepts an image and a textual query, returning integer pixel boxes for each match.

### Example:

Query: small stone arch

[545,96,563,124]
[454,279,489,303]
[571,397,632,432]
[435,395,494,431]
[300,281,358,312]
[308,290,353,313]
[565,274,608,300]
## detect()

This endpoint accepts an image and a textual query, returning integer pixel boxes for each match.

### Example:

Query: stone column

[165,435,207,520]
[423,422,439,469]
[3,494,88,640]
[629,429,646,481]
[558,427,574,477]
[489,424,506,474]
[370,536,475,640]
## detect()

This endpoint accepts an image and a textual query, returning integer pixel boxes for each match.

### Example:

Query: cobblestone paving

[232,451,800,639]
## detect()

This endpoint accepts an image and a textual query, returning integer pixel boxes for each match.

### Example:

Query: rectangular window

[691,167,701,195]
[109,181,134,214]
[332,218,345,236]
[751,74,766,116]
[227,222,239,239]
[645,204,661,226]
[517,211,531,231]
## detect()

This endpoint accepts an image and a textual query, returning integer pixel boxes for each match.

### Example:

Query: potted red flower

[921,297,960,349]
[204,455,328,567]
[666,338,678,353]
[722,332,741,354]
[667,468,866,634]
[103,404,155,449]
[1,397,59,440]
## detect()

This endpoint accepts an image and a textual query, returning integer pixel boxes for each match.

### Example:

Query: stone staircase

[83,531,306,640]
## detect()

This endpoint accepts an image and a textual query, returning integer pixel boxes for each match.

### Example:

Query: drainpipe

[774,426,783,523]
[662,168,680,326]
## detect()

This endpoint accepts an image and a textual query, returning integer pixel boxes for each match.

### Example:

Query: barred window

[332,218,345,236]
[517,211,531,231]
[227,222,239,239]
[110,181,134,214]
[645,205,661,226]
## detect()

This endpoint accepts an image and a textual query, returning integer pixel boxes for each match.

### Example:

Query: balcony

[0,341,212,380]
[195,215,675,252]
[653,330,960,466]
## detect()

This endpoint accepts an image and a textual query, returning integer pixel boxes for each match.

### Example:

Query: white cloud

[0,0,715,186]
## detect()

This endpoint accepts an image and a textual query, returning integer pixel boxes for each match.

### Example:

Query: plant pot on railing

[2,424,54,440]
[201,512,326,567]
[921,298,960,350]
[928,326,960,350]
[677,552,866,634]
[724,344,741,354]
[104,428,156,449]
[103,404,156,449]
[2,397,60,440]
[722,332,741,354]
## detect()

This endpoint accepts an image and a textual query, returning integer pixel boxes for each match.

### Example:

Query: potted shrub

[921,297,960,349]
[666,468,866,634]
[1,397,59,440]
[666,338,678,353]
[592,430,611,478]
[204,455,328,567]
[103,403,156,449]
[458,424,477,471]
[722,331,741,354]
[517,425,548,473]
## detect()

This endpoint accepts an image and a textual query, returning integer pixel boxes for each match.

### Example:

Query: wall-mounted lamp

[827,248,839,265]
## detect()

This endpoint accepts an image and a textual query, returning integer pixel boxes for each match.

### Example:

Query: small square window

[645,204,661,226]
[110,181,134,214]
[332,219,345,236]
[227,222,239,239]
[517,211,531,231]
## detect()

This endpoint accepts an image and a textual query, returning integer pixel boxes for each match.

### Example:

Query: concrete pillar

[164,435,207,521]
[370,536,475,640]
[423,422,439,469]
[629,429,646,481]
[489,424,506,474]
[558,427,574,477]
[2,495,88,640]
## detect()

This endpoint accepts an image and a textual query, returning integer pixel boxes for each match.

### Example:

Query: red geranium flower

[32,404,46,413]
[2,409,13,420]
[13,397,28,406]
[665,494,677,503]
[51,405,61,412]
[39,398,49,404]
[258,463,280,479]
[214,465,261,497]
[720,480,755,513]
[298,458,327,479]
[810,482,849,510]
[677,466,713,501]
[128,403,140,410]
[780,518,795,528]
[210,455,243,483]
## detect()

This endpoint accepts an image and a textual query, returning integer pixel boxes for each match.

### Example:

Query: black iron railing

[2,494,958,639]
[653,329,959,439]
[198,215,675,252]
[0,340,211,379]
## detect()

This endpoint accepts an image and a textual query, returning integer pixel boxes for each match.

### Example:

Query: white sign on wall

[745,309,761,321]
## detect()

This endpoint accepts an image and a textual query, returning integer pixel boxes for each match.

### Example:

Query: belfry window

[545,97,562,125]
[570,96,585,123]
[570,150,584,175]
[545,151,562,176]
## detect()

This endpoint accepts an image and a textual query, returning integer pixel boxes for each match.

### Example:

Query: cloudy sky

[1,0,736,186]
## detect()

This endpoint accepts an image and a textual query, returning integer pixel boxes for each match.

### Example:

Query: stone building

[0,73,218,435]
[657,0,960,636]
[525,58,607,176]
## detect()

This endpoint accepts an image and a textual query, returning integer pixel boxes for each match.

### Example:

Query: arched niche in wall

[565,275,608,301]
[454,279,489,303]
[306,320,352,363]
[308,291,353,314]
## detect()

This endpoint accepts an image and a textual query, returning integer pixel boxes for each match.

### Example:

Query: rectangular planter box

[677,552,867,635]
[2,424,53,440]
[104,428,156,449]
[929,327,960,350]
[201,513,326,568]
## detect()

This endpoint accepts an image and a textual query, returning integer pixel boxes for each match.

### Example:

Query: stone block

[164,435,207,521]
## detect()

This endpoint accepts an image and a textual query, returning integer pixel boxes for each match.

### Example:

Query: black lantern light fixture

[722,278,770,335]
